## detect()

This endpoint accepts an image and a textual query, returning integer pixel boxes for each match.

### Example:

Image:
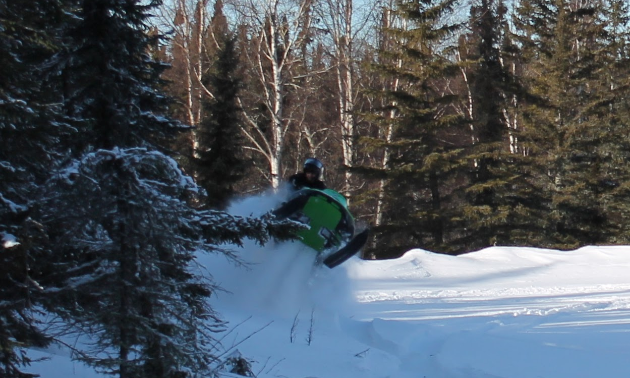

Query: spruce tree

[0,1,71,375]
[583,0,630,243]
[195,35,246,210]
[38,149,297,378]
[456,0,548,249]
[512,0,629,247]
[359,0,467,258]
[35,1,224,377]
[57,0,184,152]
[30,3,299,377]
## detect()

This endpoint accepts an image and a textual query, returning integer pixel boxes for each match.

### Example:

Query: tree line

[153,0,630,258]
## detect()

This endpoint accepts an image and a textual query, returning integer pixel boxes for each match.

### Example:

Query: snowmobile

[273,188,369,268]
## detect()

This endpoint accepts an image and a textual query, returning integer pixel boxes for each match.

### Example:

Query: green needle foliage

[513,0,630,248]
[359,0,468,258]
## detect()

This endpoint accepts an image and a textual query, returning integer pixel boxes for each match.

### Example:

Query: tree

[57,0,184,152]
[40,150,212,377]
[195,35,246,210]
[38,149,297,378]
[597,0,630,242]
[455,0,546,249]
[33,1,211,377]
[352,3,404,256]
[358,0,466,258]
[155,0,212,127]
[27,3,302,377]
[313,0,380,198]
[0,0,71,375]
[511,0,630,247]
[155,0,219,176]
[232,0,317,188]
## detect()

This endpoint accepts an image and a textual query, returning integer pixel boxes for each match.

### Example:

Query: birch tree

[158,1,211,125]
[373,4,404,231]
[230,0,315,188]
[353,4,404,257]
[314,0,380,198]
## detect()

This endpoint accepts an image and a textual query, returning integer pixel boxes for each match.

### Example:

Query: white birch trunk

[375,110,395,228]
[499,59,521,155]
[233,0,312,189]
[194,2,205,130]
[335,0,355,199]
[374,7,402,229]
[156,0,212,159]
[269,14,285,189]
[317,0,376,200]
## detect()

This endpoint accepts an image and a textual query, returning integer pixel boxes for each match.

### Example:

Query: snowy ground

[27,192,630,378]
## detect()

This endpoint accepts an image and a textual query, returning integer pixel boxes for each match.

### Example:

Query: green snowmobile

[273,188,369,268]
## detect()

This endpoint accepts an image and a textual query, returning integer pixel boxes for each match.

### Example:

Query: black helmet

[303,157,324,179]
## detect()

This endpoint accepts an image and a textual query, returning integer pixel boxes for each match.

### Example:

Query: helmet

[303,157,324,179]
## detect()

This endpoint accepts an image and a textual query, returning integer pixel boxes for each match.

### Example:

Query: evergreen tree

[38,149,297,378]
[512,0,630,247]
[207,0,229,53]
[0,1,72,375]
[27,3,299,377]
[31,1,234,377]
[40,150,210,378]
[195,35,246,210]
[456,0,547,249]
[580,0,630,243]
[359,0,467,258]
[57,0,185,152]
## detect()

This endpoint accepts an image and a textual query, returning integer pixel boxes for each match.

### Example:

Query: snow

[0,191,28,214]
[2,232,20,248]
[25,192,630,378]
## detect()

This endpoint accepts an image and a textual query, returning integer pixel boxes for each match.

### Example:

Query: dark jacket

[288,172,326,190]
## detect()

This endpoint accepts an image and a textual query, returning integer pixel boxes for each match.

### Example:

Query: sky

[26,191,630,378]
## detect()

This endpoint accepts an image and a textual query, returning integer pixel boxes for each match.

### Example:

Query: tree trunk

[335,0,355,199]
[235,0,313,189]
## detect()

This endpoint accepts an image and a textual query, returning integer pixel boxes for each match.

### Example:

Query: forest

[152,0,630,257]
[1,0,630,377]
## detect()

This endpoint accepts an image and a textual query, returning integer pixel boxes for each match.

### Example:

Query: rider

[288,157,327,190]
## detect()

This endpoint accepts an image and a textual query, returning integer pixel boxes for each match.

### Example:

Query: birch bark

[233,0,313,188]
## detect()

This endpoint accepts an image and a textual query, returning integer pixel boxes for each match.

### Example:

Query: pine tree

[34,1,216,377]
[581,0,630,243]
[207,0,229,54]
[195,35,246,210]
[28,3,300,377]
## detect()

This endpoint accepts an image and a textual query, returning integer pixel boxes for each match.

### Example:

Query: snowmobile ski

[322,229,369,268]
